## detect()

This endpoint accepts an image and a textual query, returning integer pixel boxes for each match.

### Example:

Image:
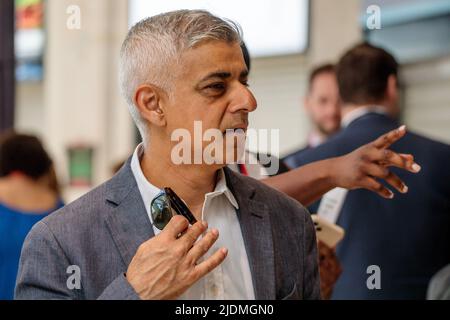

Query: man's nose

[229,85,257,113]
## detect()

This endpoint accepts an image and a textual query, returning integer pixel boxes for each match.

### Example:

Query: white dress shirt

[130,144,255,299]
[341,105,388,128]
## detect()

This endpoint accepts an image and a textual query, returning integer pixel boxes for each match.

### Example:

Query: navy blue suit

[284,146,312,169]
[288,112,450,299]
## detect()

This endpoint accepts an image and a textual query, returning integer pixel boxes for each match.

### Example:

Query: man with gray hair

[15,10,320,300]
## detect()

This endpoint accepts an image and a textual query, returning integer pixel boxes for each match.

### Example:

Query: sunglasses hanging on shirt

[150,187,197,230]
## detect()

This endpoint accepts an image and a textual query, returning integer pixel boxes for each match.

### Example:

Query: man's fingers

[399,153,413,161]
[186,228,219,264]
[383,171,408,194]
[368,148,421,173]
[161,215,189,239]
[364,165,408,194]
[372,125,406,149]
[365,163,408,196]
[399,153,421,172]
[362,177,394,199]
[178,221,208,251]
[193,247,228,280]
[363,162,408,193]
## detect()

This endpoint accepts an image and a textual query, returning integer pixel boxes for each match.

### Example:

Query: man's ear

[386,75,398,102]
[133,84,166,127]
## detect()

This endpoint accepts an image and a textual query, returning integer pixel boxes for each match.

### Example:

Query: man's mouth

[222,124,248,135]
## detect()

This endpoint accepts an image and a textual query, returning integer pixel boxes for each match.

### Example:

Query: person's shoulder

[42,160,135,229]
[39,181,110,233]
[38,166,135,243]
[283,146,310,161]
[401,131,450,171]
[20,179,113,262]
[288,135,344,167]
[283,146,311,168]
[406,131,450,151]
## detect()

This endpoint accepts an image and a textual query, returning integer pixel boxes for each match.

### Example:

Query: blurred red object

[16,1,43,29]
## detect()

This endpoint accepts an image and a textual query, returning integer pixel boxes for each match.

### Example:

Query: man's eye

[241,80,250,87]
[205,83,226,90]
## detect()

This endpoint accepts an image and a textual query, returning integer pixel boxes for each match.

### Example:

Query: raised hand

[331,125,421,199]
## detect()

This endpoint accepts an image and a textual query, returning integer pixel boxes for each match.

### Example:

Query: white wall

[250,0,362,156]
[402,56,450,144]
[248,55,309,157]
[15,82,45,138]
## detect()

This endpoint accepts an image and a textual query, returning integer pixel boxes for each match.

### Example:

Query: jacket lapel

[224,168,276,300]
[103,159,154,267]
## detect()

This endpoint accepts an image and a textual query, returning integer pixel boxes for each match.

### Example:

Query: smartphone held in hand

[311,214,345,248]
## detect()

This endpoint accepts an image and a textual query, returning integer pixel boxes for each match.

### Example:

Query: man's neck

[308,129,327,148]
[140,144,219,216]
[0,177,57,212]
[341,102,389,118]
[341,104,363,119]
[341,103,392,126]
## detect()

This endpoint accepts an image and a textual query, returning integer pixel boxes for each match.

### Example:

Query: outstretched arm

[262,125,421,206]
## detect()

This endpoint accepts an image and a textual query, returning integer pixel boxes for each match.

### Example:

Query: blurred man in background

[283,64,341,168]
[0,132,64,300]
[290,42,450,299]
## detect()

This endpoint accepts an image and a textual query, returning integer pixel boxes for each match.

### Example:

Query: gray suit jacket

[15,160,320,300]
[427,264,450,300]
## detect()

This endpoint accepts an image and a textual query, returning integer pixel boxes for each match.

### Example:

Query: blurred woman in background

[0,132,64,300]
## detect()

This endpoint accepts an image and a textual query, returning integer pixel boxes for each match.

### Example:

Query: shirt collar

[130,143,239,214]
[207,169,239,209]
[307,131,325,148]
[341,105,388,128]
[130,144,162,219]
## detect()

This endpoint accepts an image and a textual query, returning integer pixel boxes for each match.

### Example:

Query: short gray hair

[119,10,243,140]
